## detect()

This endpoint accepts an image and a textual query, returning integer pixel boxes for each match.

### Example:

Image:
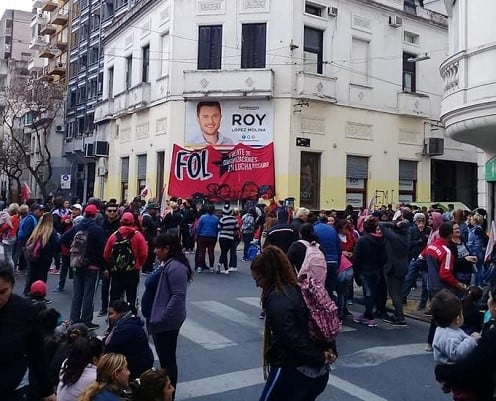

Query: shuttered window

[121,157,129,181]
[198,25,222,70]
[346,156,368,208]
[137,154,147,180]
[241,23,266,69]
[399,160,417,202]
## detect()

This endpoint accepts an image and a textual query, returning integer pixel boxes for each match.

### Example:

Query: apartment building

[440,0,496,217]
[94,0,480,209]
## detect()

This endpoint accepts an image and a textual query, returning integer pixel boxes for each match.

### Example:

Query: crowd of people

[1,193,495,400]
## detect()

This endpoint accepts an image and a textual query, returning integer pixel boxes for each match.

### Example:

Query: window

[300,152,321,210]
[89,47,99,65]
[404,0,417,14]
[79,54,87,71]
[137,154,147,194]
[303,27,323,74]
[351,38,369,85]
[125,55,132,89]
[399,160,417,203]
[142,45,149,82]
[108,67,114,98]
[404,31,420,45]
[305,3,323,17]
[402,53,416,92]
[5,19,12,28]
[121,156,129,203]
[156,151,165,204]
[198,25,222,70]
[346,156,368,208]
[241,23,266,69]
[160,33,169,76]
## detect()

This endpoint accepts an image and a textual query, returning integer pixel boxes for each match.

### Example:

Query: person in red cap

[103,212,148,315]
[61,204,105,330]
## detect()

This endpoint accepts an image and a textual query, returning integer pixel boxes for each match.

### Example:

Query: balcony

[397,92,432,118]
[94,99,114,122]
[112,91,129,116]
[51,10,68,26]
[29,35,48,50]
[48,60,66,76]
[183,69,274,99]
[40,23,57,35]
[39,47,56,59]
[39,65,54,81]
[128,82,151,110]
[28,57,44,72]
[41,0,58,12]
[440,44,496,154]
[296,72,337,103]
[54,39,68,51]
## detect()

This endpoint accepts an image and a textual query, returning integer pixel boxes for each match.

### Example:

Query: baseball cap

[30,280,47,297]
[71,203,83,211]
[84,204,98,217]
[31,203,44,211]
[120,212,134,225]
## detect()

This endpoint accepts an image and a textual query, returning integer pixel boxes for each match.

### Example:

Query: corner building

[95,0,480,209]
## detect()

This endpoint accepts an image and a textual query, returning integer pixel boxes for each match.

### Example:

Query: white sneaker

[221,269,229,275]
[425,344,433,352]
[228,267,238,272]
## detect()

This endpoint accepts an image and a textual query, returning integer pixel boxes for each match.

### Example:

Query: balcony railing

[397,91,431,118]
[39,47,56,59]
[94,99,114,122]
[41,0,58,12]
[51,9,69,26]
[40,23,57,35]
[128,82,151,109]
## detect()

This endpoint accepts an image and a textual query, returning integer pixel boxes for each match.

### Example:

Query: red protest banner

[168,143,275,202]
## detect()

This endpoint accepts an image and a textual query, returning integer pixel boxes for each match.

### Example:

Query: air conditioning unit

[424,138,444,156]
[37,13,43,18]
[55,124,64,133]
[97,166,108,176]
[389,15,403,27]
[37,35,44,41]
[57,62,64,68]
[94,141,109,157]
[84,142,94,157]
[328,7,338,17]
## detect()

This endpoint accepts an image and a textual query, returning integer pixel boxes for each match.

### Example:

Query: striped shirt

[218,215,238,240]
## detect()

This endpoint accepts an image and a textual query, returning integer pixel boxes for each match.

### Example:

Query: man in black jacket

[0,265,56,401]
[61,204,105,330]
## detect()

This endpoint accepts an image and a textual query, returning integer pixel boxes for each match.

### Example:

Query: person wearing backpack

[250,246,337,401]
[241,208,256,262]
[61,205,106,330]
[103,212,148,315]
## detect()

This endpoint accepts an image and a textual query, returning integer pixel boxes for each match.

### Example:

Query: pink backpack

[298,275,340,343]
[297,240,327,284]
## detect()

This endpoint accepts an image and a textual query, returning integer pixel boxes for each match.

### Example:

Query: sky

[0,0,33,19]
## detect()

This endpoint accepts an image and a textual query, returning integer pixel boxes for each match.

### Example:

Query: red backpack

[298,275,340,343]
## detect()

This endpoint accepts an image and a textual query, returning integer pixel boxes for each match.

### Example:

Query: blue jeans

[230,238,240,268]
[402,259,428,307]
[242,232,254,259]
[361,272,380,320]
[259,366,329,401]
[324,261,338,302]
[70,268,99,325]
[337,268,354,319]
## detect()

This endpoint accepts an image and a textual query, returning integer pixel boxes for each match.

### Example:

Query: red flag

[21,182,31,202]
[140,185,150,199]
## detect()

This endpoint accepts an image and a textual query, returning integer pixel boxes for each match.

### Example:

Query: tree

[0,136,26,203]
[0,77,65,200]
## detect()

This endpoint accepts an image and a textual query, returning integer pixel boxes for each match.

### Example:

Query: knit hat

[84,204,98,217]
[120,212,134,225]
[222,204,233,215]
[413,212,426,222]
[146,203,160,210]
[30,280,47,297]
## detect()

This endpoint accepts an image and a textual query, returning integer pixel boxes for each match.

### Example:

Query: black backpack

[110,231,136,272]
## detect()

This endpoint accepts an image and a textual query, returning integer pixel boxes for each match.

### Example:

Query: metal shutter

[399,160,417,180]
[121,157,129,181]
[137,154,147,180]
[346,156,368,179]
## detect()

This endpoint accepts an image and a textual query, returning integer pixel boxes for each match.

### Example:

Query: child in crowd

[431,290,480,401]
[461,286,483,335]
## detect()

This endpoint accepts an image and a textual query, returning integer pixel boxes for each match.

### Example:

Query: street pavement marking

[237,296,261,307]
[191,300,262,329]
[338,343,426,368]
[181,319,238,350]
[175,367,388,401]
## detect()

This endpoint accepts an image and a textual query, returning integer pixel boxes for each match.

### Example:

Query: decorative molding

[351,14,372,34]
[345,121,373,140]
[159,7,170,25]
[239,0,270,13]
[301,117,325,135]
[136,123,150,139]
[140,20,151,38]
[120,127,131,143]
[156,118,167,135]
[398,129,420,144]
[124,33,133,49]
[196,0,225,15]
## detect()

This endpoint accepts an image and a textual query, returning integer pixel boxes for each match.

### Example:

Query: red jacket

[0,215,19,239]
[422,237,459,290]
[103,226,148,270]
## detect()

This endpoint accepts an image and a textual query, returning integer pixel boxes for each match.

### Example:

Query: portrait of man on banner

[185,100,274,147]
[190,101,233,146]
[300,152,320,209]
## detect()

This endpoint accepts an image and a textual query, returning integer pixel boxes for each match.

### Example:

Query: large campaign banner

[184,100,274,147]
[168,142,275,202]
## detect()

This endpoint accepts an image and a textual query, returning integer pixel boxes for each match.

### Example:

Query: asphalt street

[13,251,452,401]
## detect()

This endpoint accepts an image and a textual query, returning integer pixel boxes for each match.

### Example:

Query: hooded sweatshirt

[379,221,410,278]
[428,212,444,244]
[353,232,386,276]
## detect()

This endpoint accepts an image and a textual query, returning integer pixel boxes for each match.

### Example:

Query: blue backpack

[247,243,260,261]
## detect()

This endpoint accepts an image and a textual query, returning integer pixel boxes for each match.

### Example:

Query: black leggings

[153,329,180,389]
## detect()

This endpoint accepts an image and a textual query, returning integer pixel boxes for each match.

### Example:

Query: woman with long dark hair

[56,337,104,401]
[251,246,336,401]
[146,234,193,398]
